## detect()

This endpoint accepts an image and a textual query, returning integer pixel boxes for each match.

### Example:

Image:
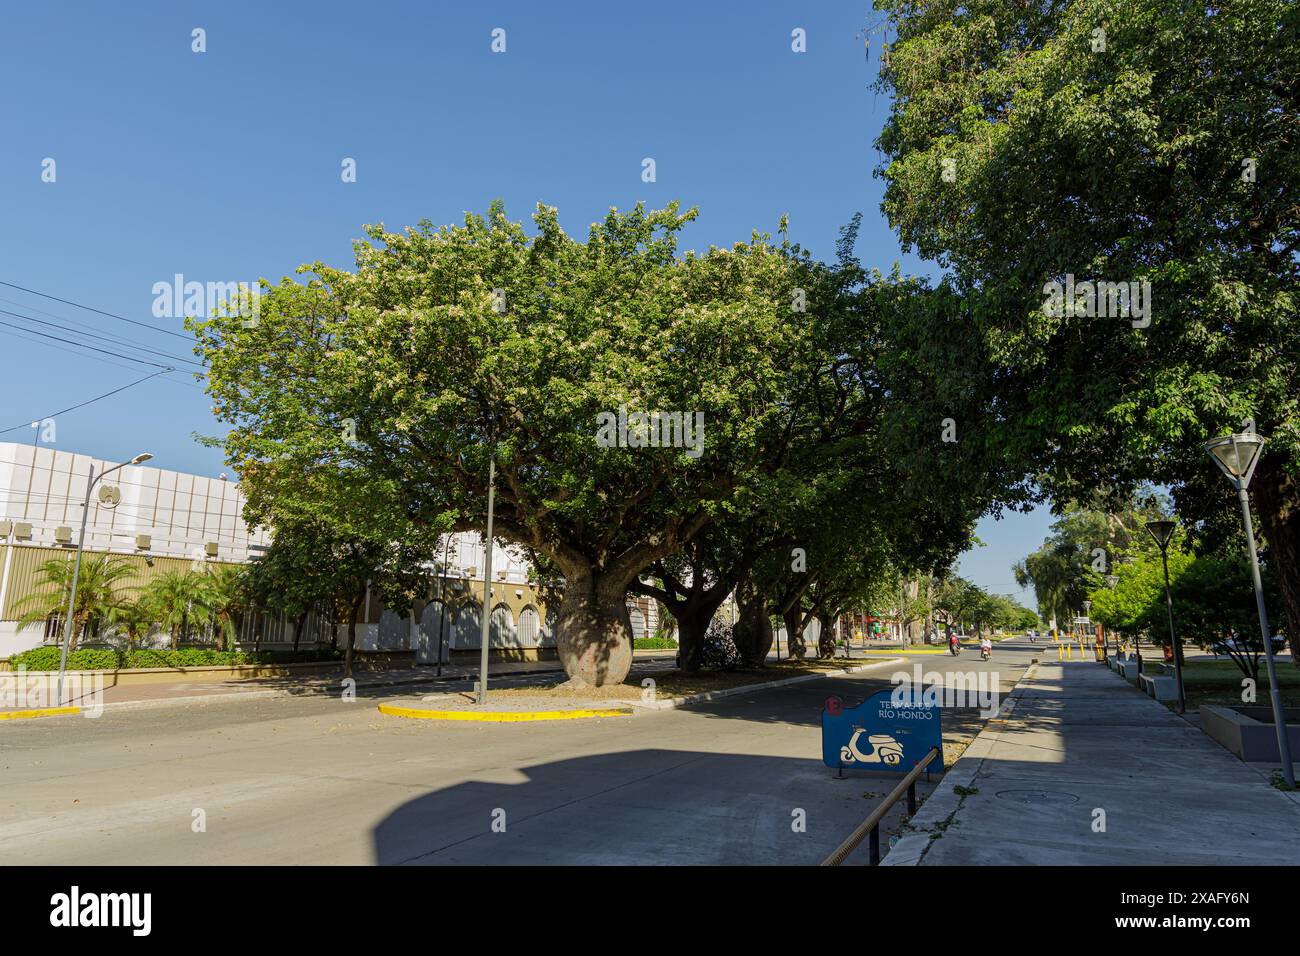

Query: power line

[0,318,175,369]
[0,279,194,342]
[0,294,190,358]
[0,326,207,392]
[0,326,153,376]
[0,307,204,368]
[0,370,174,436]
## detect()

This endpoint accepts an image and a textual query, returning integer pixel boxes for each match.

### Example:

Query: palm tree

[199,564,247,651]
[13,554,137,653]
[105,595,157,651]
[144,570,209,650]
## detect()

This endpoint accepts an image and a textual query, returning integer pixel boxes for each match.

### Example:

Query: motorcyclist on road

[980,636,993,657]
[949,632,960,655]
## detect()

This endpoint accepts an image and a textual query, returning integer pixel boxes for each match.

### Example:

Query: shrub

[122,649,177,669]
[700,620,741,671]
[10,645,345,671]
[68,648,121,670]
[633,637,677,649]
[8,646,62,671]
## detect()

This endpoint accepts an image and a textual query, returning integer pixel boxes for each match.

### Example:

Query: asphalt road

[0,643,1036,865]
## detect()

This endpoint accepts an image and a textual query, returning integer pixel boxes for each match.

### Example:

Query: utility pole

[476,453,496,705]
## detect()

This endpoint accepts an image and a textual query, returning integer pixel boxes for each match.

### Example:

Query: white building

[0,442,659,657]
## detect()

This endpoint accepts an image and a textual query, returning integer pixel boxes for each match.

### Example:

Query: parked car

[1212,633,1287,656]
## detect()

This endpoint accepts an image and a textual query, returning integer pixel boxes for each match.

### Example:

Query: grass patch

[1178,659,1300,710]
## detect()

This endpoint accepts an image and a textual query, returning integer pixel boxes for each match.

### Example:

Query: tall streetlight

[1081,599,1092,658]
[1104,574,1119,660]
[56,452,153,706]
[1145,519,1187,714]
[1204,430,1294,787]
[476,452,497,705]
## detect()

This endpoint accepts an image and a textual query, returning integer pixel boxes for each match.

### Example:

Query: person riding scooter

[980,636,992,660]
[948,632,960,656]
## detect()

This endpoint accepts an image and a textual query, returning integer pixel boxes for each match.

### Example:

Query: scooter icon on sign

[839,728,905,766]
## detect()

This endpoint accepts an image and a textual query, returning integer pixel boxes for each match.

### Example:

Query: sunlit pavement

[885,652,1300,866]
[0,646,1033,865]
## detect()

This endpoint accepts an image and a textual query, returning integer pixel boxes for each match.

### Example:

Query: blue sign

[822,689,943,772]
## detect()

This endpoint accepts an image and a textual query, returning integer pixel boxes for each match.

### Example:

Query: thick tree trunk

[673,603,716,673]
[816,611,834,658]
[556,573,634,687]
[731,583,772,668]
[344,597,362,679]
[1253,459,1300,666]
[783,606,807,659]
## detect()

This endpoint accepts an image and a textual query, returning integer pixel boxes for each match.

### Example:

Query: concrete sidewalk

[884,660,1300,865]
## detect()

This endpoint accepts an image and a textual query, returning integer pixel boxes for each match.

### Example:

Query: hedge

[7,647,343,671]
[633,637,678,649]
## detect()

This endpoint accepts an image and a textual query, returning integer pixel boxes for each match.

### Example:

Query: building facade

[0,442,661,658]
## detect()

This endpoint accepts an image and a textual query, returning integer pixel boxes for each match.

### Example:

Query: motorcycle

[948,641,960,657]
[980,645,991,661]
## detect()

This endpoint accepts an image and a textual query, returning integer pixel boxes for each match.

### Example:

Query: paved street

[0,647,1032,865]
[886,648,1300,866]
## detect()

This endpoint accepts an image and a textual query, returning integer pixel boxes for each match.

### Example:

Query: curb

[377,703,634,722]
[1,654,869,722]
[880,661,1039,867]
[0,705,82,721]
[858,649,948,657]
[629,657,906,711]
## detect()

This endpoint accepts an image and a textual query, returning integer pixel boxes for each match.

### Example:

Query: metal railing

[820,745,942,866]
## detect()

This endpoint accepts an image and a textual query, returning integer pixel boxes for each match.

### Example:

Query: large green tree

[873,0,1300,652]
[198,202,836,686]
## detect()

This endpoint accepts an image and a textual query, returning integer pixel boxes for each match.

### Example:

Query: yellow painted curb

[859,649,948,656]
[0,706,81,721]
[377,703,634,722]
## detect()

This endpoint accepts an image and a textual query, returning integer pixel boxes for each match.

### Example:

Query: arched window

[490,605,515,646]
[803,618,822,646]
[518,606,540,647]
[378,609,407,650]
[454,602,481,649]
[419,601,449,662]
[629,607,647,642]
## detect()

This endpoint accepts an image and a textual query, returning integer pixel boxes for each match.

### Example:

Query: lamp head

[130,452,153,465]
[1146,519,1177,549]
[1203,432,1265,490]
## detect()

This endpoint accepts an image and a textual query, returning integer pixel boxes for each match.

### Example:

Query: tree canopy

[872,0,1300,650]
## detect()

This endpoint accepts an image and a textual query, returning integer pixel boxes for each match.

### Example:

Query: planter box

[1201,704,1300,762]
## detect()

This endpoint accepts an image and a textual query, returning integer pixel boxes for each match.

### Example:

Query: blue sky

[0,0,1051,604]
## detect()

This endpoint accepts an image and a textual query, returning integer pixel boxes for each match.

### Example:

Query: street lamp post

[1204,431,1295,787]
[436,533,452,678]
[1104,574,1119,661]
[476,452,496,705]
[1081,599,1093,661]
[1145,520,1187,714]
[56,452,152,706]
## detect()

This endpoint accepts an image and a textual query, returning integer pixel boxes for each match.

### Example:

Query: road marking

[376,704,634,722]
[0,706,81,721]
